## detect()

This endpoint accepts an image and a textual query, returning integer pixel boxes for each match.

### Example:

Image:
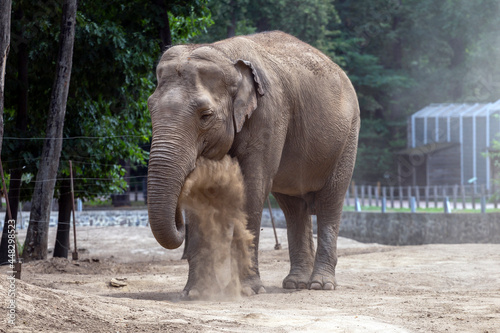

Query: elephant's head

[147,45,264,249]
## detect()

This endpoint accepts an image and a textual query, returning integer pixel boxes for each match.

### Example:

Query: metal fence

[345,183,499,213]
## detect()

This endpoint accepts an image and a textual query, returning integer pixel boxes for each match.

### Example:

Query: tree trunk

[23,0,77,262]
[0,16,28,265]
[155,0,172,51]
[0,0,12,154]
[0,168,21,265]
[53,179,72,258]
[227,0,237,38]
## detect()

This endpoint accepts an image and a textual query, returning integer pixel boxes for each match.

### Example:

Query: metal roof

[412,99,500,118]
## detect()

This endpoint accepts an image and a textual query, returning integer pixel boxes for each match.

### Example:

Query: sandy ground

[1,225,499,333]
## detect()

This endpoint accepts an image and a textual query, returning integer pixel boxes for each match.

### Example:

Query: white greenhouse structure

[398,99,500,189]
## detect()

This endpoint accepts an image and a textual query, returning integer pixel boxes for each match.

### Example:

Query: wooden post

[0,158,21,279]
[267,197,281,250]
[69,160,78,260]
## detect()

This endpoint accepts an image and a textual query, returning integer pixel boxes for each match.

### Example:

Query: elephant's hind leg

[309,120,359,290]
[273,193,315,289]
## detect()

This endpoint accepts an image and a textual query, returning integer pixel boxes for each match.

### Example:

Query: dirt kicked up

[1,225,499,332]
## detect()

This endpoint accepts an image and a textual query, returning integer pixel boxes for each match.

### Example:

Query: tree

[0,0,213,261]
[0,4,29,265]
[23,0,77,262]
[0,0,12,266]
[0,0,12,156]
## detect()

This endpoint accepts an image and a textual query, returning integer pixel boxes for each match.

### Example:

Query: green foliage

[169,4,214,43]
[2,0,213,201]
[4,0,499,190]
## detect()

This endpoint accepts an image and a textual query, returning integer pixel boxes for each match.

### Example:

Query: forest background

[1,0,500,261]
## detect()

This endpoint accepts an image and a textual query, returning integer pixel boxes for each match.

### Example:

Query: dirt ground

[1,225,499,333]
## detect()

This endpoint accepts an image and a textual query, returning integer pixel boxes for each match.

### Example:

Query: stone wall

[3,209,499,245]
[339,212,500,245]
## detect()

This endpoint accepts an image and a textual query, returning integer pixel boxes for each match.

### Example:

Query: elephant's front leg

[182,210,235,298]
[182,210,204,297]
[239,164,273,295]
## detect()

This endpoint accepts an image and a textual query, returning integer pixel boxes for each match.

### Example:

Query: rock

[110,278,128,287]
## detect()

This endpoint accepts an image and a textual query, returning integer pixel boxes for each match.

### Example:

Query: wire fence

[345,183,499,212]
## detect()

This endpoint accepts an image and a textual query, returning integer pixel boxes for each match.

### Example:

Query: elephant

[147,31,360,294]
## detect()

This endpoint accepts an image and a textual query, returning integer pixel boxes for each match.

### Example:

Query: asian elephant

[147,31,360,294]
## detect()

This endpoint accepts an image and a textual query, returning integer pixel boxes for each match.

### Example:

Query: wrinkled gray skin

[147,31,360,295]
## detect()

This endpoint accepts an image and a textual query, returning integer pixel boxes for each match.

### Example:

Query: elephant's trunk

[147,136,196,249]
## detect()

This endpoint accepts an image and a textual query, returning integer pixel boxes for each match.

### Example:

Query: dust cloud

[179,156,254,299]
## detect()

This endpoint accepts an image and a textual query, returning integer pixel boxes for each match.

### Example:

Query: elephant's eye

[200,109,214,123]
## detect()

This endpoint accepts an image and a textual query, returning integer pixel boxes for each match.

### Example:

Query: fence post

[382,186,386,210]
[381,196,387,213]
[433,185,438,208]
[410,196,416,213]
[481,184,486,211]
[398,186,403,208]
[390,186,394,208]
[354,184,358,204]
[472,185,476,210]
[407,186,412,208]
[355,197,361,212]
[444,196,451,213]
[461,184,466,210]
[442,186,447,209]
[368,185,372,207]
[361,185,365,207]
[376,182,381,207]
[481,196,486,214]
[69,160,79,261]
[415,186,420,209]
[425,186,429,208]
[493,183,498,209]
[453,184,458,210]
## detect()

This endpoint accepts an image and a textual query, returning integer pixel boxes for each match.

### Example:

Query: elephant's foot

[242,275,266,295]
[282,272,311,290]
[181,284,240,300]
[308,272,337,290]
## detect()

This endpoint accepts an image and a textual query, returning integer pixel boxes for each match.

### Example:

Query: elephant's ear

[233,59,265,133]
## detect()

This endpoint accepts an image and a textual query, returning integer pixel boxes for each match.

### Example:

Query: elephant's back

[239,31,341,78]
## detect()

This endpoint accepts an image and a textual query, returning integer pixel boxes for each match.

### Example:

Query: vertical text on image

[6,219,17,325]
